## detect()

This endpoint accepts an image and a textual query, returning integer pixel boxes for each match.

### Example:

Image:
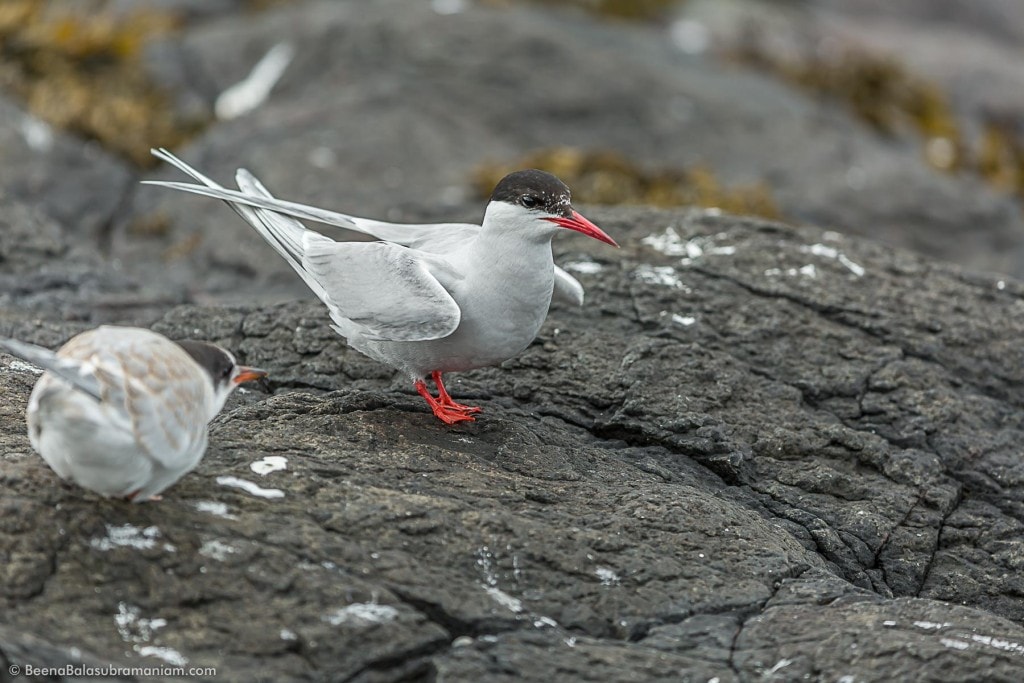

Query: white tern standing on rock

[145,149,617,425]
[0,326,266,501]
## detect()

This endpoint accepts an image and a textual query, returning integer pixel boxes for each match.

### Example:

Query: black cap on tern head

[176,340,236,388]
[490,169,573,219]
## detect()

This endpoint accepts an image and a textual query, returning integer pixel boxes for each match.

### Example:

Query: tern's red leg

[415,379,475,425]
[125,490,161,503]
[431,371,482,415]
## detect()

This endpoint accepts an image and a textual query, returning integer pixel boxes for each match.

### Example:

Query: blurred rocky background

[4,1,1024,681]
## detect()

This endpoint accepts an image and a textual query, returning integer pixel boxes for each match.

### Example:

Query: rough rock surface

[5,206,1024,681]
[4,1,1024,681]
[0,190,185,328]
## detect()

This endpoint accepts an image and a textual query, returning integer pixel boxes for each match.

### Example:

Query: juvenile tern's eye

[520,195,539,209]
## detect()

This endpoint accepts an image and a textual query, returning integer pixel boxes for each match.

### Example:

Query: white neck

[450,202,559,312]
[205,379,235,422]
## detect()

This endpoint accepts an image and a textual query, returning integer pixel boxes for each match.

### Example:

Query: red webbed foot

[125,490,162,503]
[415,373,482,424]
[431,371,482,414]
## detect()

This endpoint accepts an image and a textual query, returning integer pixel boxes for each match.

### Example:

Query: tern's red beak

[234,366,268,385]
[544,211,618,247]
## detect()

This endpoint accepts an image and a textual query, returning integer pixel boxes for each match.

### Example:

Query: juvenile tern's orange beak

[234,366,268,385]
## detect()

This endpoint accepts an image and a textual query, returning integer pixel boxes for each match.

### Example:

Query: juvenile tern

[1,326,266,501]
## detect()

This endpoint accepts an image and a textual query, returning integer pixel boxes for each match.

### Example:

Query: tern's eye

[520,195,539,209]
[220,365,233,380]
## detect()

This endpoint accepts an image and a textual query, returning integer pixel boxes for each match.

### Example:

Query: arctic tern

[145,149,616,424]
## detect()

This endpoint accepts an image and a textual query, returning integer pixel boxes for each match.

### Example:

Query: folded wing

[150,150,460,342]
[4,328,212,468]
[304,239,461,341]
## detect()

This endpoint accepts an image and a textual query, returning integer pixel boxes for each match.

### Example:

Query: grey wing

[146,148,409,236]
[553,266,585,306]
[232,168,464,343]
[59,327,211,468]
[367,221,480,254]
[302,239,462,342]
[228,164,482,253]
[116,350,210,468]
[147,148,482,250]
[148,150,462,342]
[0,338,103,400]
[150,148,331,302]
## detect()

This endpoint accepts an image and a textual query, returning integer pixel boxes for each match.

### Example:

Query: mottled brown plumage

[0,326,266,501]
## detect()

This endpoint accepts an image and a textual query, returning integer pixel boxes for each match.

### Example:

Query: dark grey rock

[5,207,1024,680]
[0,95,134,243]
[813,0,1024,47]
[0,625,125,683]
[0,192,186,328]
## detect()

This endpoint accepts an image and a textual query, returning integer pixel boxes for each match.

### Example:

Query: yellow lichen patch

[246,0,300,9]
[0,3,35,33]
[977,120,1024,198]
[734,39,1024,206]
[734,43,965,173]
[127,212,172,238]
[483,0,683,22]
[0,1,204,167]
[162,233,202,262]
[473,147,782,220]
